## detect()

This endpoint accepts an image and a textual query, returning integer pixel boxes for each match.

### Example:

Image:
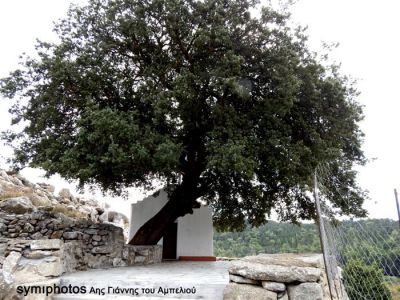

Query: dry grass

[51,204,87,219]
[386,276,400,300]
[0,191,29,201]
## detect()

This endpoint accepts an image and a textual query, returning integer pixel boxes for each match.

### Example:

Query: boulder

[29,194,51,207]
[91,245,113,254]
[58,188,72,199]
[0,222,7,232]
[23,223,35,233]
[0,197,34,214]
[30,239,62,250]
[63,232,79,240]
[278,292,289,300]
[113,257,128,267]
[229,260,321,283]
[0,273,12,300]
[22,250,55,259]
[262,281,286,292]
[243,253,324,269]
[2,251,21,283]
[229,274,259,285]
[224,283,277,300]
[36,259,63,277]
[287,283,323,300]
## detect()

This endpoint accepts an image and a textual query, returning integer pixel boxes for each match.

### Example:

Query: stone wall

[224,253,348,300]
[0,238,162,299]
[0,170,162,298]
[0,210,162,298]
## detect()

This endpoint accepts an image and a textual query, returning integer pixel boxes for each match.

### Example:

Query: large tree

[1,0,366,245]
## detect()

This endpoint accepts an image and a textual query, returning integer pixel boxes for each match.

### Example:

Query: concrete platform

[53,261,231,299]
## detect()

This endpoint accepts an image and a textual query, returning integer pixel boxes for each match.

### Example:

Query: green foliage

[214,219,400,278]
[1,0,366,230]
[214,221,321,257]
[343,260,392,300]
[338,219,400,277]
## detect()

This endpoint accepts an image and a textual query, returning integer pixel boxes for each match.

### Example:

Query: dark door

[162,222,177,260]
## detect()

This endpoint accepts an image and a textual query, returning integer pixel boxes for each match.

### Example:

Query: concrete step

[53,261,230,300]
[54,296,198,300]
[53,282,226,299]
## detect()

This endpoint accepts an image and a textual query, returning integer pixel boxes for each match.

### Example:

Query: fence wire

[315,165,400,300]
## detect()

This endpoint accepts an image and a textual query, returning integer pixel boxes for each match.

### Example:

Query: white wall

[177,206,214,257]
[128,190,168,243]
[129,190,214,258]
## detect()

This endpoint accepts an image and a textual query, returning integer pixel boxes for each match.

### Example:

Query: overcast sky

[0,0,399,220]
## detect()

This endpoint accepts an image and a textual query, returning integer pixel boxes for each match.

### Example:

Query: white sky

[0,0,399,220]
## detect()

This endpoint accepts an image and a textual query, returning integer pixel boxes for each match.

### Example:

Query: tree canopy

[1,0,366,241]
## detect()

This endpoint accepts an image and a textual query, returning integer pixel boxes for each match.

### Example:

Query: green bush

[342,260,392,300]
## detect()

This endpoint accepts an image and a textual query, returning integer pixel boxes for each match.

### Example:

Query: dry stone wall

[0,238,161,299]
[224,253,349,300]
[0,170,162,298]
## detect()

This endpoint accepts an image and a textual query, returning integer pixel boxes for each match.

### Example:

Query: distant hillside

[214,221,321,257]
[214,219,399,261]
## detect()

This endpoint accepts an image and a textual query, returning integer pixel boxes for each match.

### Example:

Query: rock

[22,250,54,259]
[86,254,111,269]
[0,273,12,300]
[29,194,51,207]
[9,176,24,186]
[134,256,146,264]
[113,257,128,267]
[16,175,33,187]
[122,247,129,260]
[38,183,55,193]
[229,260,321,283]
[31,232,43,239]
[262,281,286,292]
[0,170,10,180]
[2,251,22,283]
[30,239,62,250]
[244,253,324,269]
[50,231,63,239]
[23,223,35,233]
[92,235,102,241]
[91,245,112,254]
[0,197,34,214]
[0,222,7,232]
[58,188,71,198]
[224,283,277,300]
[15,257,63,279]
[229,274,259,285]
[278,292,289,300]
[63,232,78,240]
[287,283,323,300]
[84,229,98,235]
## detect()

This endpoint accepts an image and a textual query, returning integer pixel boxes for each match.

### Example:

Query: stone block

[230,274,259,285]
[2,251,21,283]
[91,245,112,254]
[50,231,63,239]
[23,250,55,259]
[0,196,34,214]
[63,232,78,240]
[113,257,128,267]
[134,256,146,264]
[30,239,62,250]
[262,281,286,292]
[224,283,277,300]
[92,235,102,241]
[287,283,323,300]
[229,260,321,283]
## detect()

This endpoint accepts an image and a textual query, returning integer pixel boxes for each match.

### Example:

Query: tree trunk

[128,180,200,245]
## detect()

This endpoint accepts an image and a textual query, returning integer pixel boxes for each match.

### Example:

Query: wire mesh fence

[315,165,400,300]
